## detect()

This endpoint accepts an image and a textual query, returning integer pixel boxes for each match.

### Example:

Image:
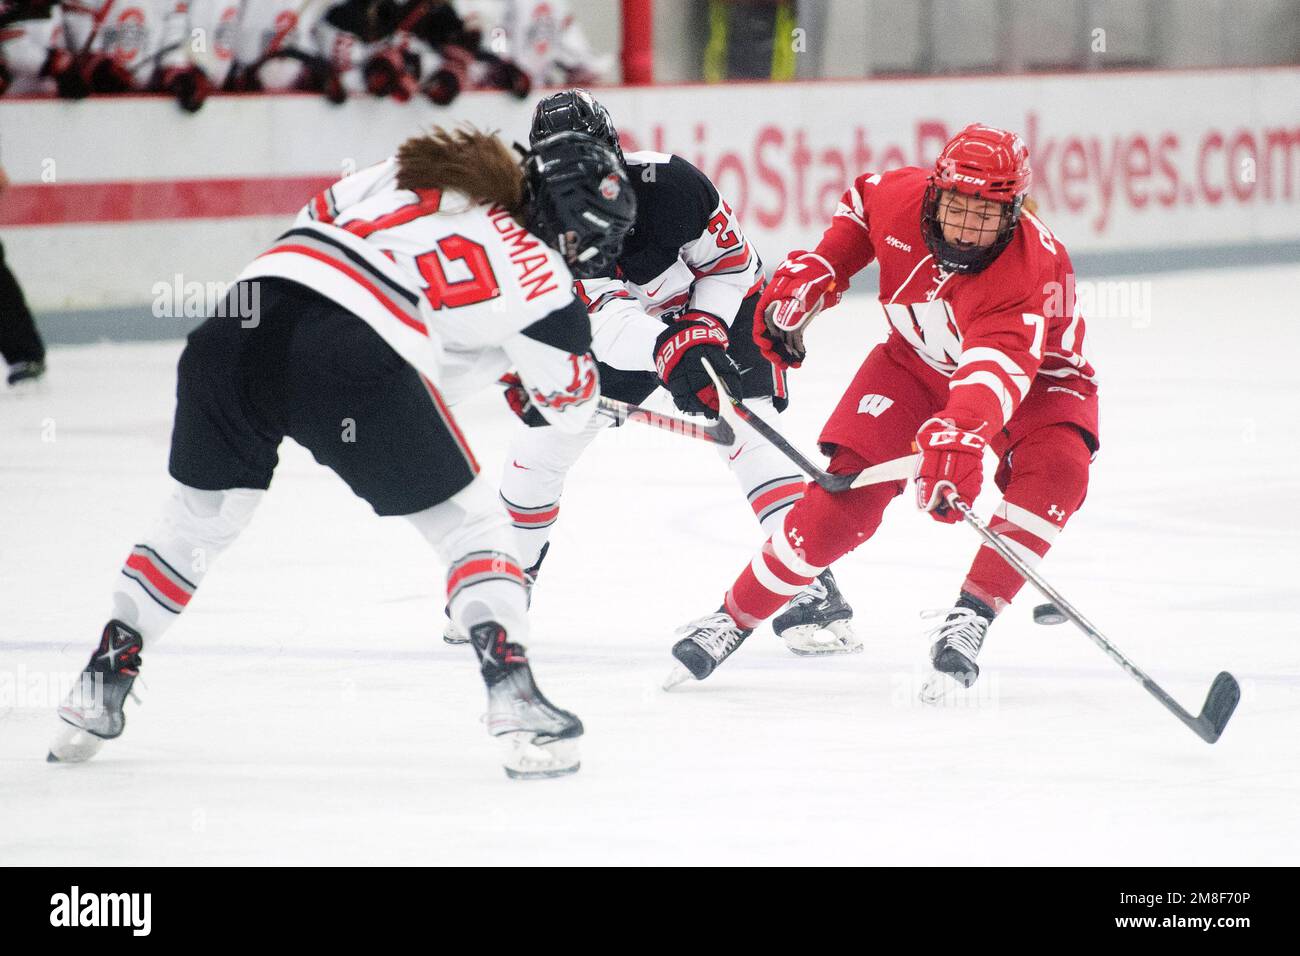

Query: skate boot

[7,359,46,388]
[918,594,995,704]
[444,545,547,645]
[470,620,582,779]
[772,568,861,656]
[664,610,753,689]
[48,620,143,763]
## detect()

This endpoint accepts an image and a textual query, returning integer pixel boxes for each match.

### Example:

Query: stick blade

[1194,671,1241,743]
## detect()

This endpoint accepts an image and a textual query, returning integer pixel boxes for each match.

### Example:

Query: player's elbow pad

[526,352,601,434]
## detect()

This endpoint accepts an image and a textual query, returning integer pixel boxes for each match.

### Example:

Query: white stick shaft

[848,454,920,488]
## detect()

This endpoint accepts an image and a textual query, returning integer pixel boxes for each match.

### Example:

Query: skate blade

[662,663,695,691]
[918,669,975,705]
[780,620,863,657]
[500,733,580,780]
[47,719,106,763]
[442,619,469,645]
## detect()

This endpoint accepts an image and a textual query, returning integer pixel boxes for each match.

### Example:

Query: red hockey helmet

[922,124,1032,273]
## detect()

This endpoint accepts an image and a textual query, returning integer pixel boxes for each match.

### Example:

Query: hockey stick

[702,359,918,492]
[943,490,1240,744]
[597,397,735,446]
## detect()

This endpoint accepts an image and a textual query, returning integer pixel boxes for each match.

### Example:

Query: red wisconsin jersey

[816,166,1097,437]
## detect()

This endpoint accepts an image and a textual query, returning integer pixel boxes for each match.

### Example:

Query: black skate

[7,359,46,387]
[48,620,143,763]
[664,611,753,688]
[772,568,861,656]
[919,594,994,703]
[444,545,548,645]
[470,620,582,779]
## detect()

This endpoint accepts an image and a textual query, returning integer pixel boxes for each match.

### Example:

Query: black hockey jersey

[574,151,762,373]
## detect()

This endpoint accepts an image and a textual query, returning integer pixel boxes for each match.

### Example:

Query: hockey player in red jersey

[48,128,636,777]
[667,124,1099,700]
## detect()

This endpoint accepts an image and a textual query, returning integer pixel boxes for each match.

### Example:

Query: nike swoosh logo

[511,460,530,470]
[728,443,747,461]
[647,281,667,297]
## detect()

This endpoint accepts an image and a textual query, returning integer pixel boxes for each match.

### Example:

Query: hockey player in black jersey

[48,128,636,779]
[445,89,858,657]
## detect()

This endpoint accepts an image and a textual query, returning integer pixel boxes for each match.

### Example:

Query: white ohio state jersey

[238,161,598,432]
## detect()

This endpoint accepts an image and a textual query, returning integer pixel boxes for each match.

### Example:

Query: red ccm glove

[499,373,548,427]
[752,251,843,370]
[914,416,988,524]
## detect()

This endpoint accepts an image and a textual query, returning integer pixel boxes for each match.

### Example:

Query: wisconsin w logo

[857,394,894,417]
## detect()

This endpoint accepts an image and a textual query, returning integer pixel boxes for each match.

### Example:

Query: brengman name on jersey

[239,159,598,431]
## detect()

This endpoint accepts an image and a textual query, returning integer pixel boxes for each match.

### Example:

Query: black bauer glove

[653,312,743,419]
[499,373,548,427]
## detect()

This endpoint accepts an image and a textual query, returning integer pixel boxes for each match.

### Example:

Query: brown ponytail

[395,125,526,221]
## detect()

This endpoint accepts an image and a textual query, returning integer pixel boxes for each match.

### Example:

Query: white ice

[2,263,1298,865]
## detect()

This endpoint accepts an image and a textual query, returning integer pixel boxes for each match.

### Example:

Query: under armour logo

[857,394,894,417]
[788,528,804,547]
[1048,505,1066,522]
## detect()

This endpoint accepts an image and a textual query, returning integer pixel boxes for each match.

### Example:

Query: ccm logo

[928,430,983,448]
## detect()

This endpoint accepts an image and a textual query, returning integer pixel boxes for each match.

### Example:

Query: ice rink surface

[3,263,1298,866]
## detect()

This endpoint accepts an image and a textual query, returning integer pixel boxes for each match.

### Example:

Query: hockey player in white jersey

[447,90,859,657]
[48,128,636,779]
[220,0,344,98]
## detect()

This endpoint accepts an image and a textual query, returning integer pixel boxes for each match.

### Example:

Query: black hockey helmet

[529,89,623,162]
[523,131,636,279]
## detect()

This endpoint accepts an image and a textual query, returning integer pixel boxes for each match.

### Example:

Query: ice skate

[469,621,582,779]
[772,569,861,656]
[7,359,46,388]
[664,610,753,688]
[918,596,994,704]
[48,620,143,763]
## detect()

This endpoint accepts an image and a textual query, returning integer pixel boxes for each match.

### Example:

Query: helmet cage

[921,183,1023,274]
[523,132,636,280]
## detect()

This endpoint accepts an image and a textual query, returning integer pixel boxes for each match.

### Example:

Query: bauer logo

[49,886,151,936]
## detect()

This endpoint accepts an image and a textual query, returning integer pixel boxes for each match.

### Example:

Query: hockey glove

[654,312,742,418]
[482,56,531,99]
[425,45,472,105]
[422,66,462,105]
[157,66,213,113]
[55,53,133,98]
[364,48,419,101]
[500,373,548,427]
[752,251,843,370]
[914,416,988,524]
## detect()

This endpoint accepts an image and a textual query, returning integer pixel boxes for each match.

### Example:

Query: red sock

[963,425,1092,612]
[724,447,901,628]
